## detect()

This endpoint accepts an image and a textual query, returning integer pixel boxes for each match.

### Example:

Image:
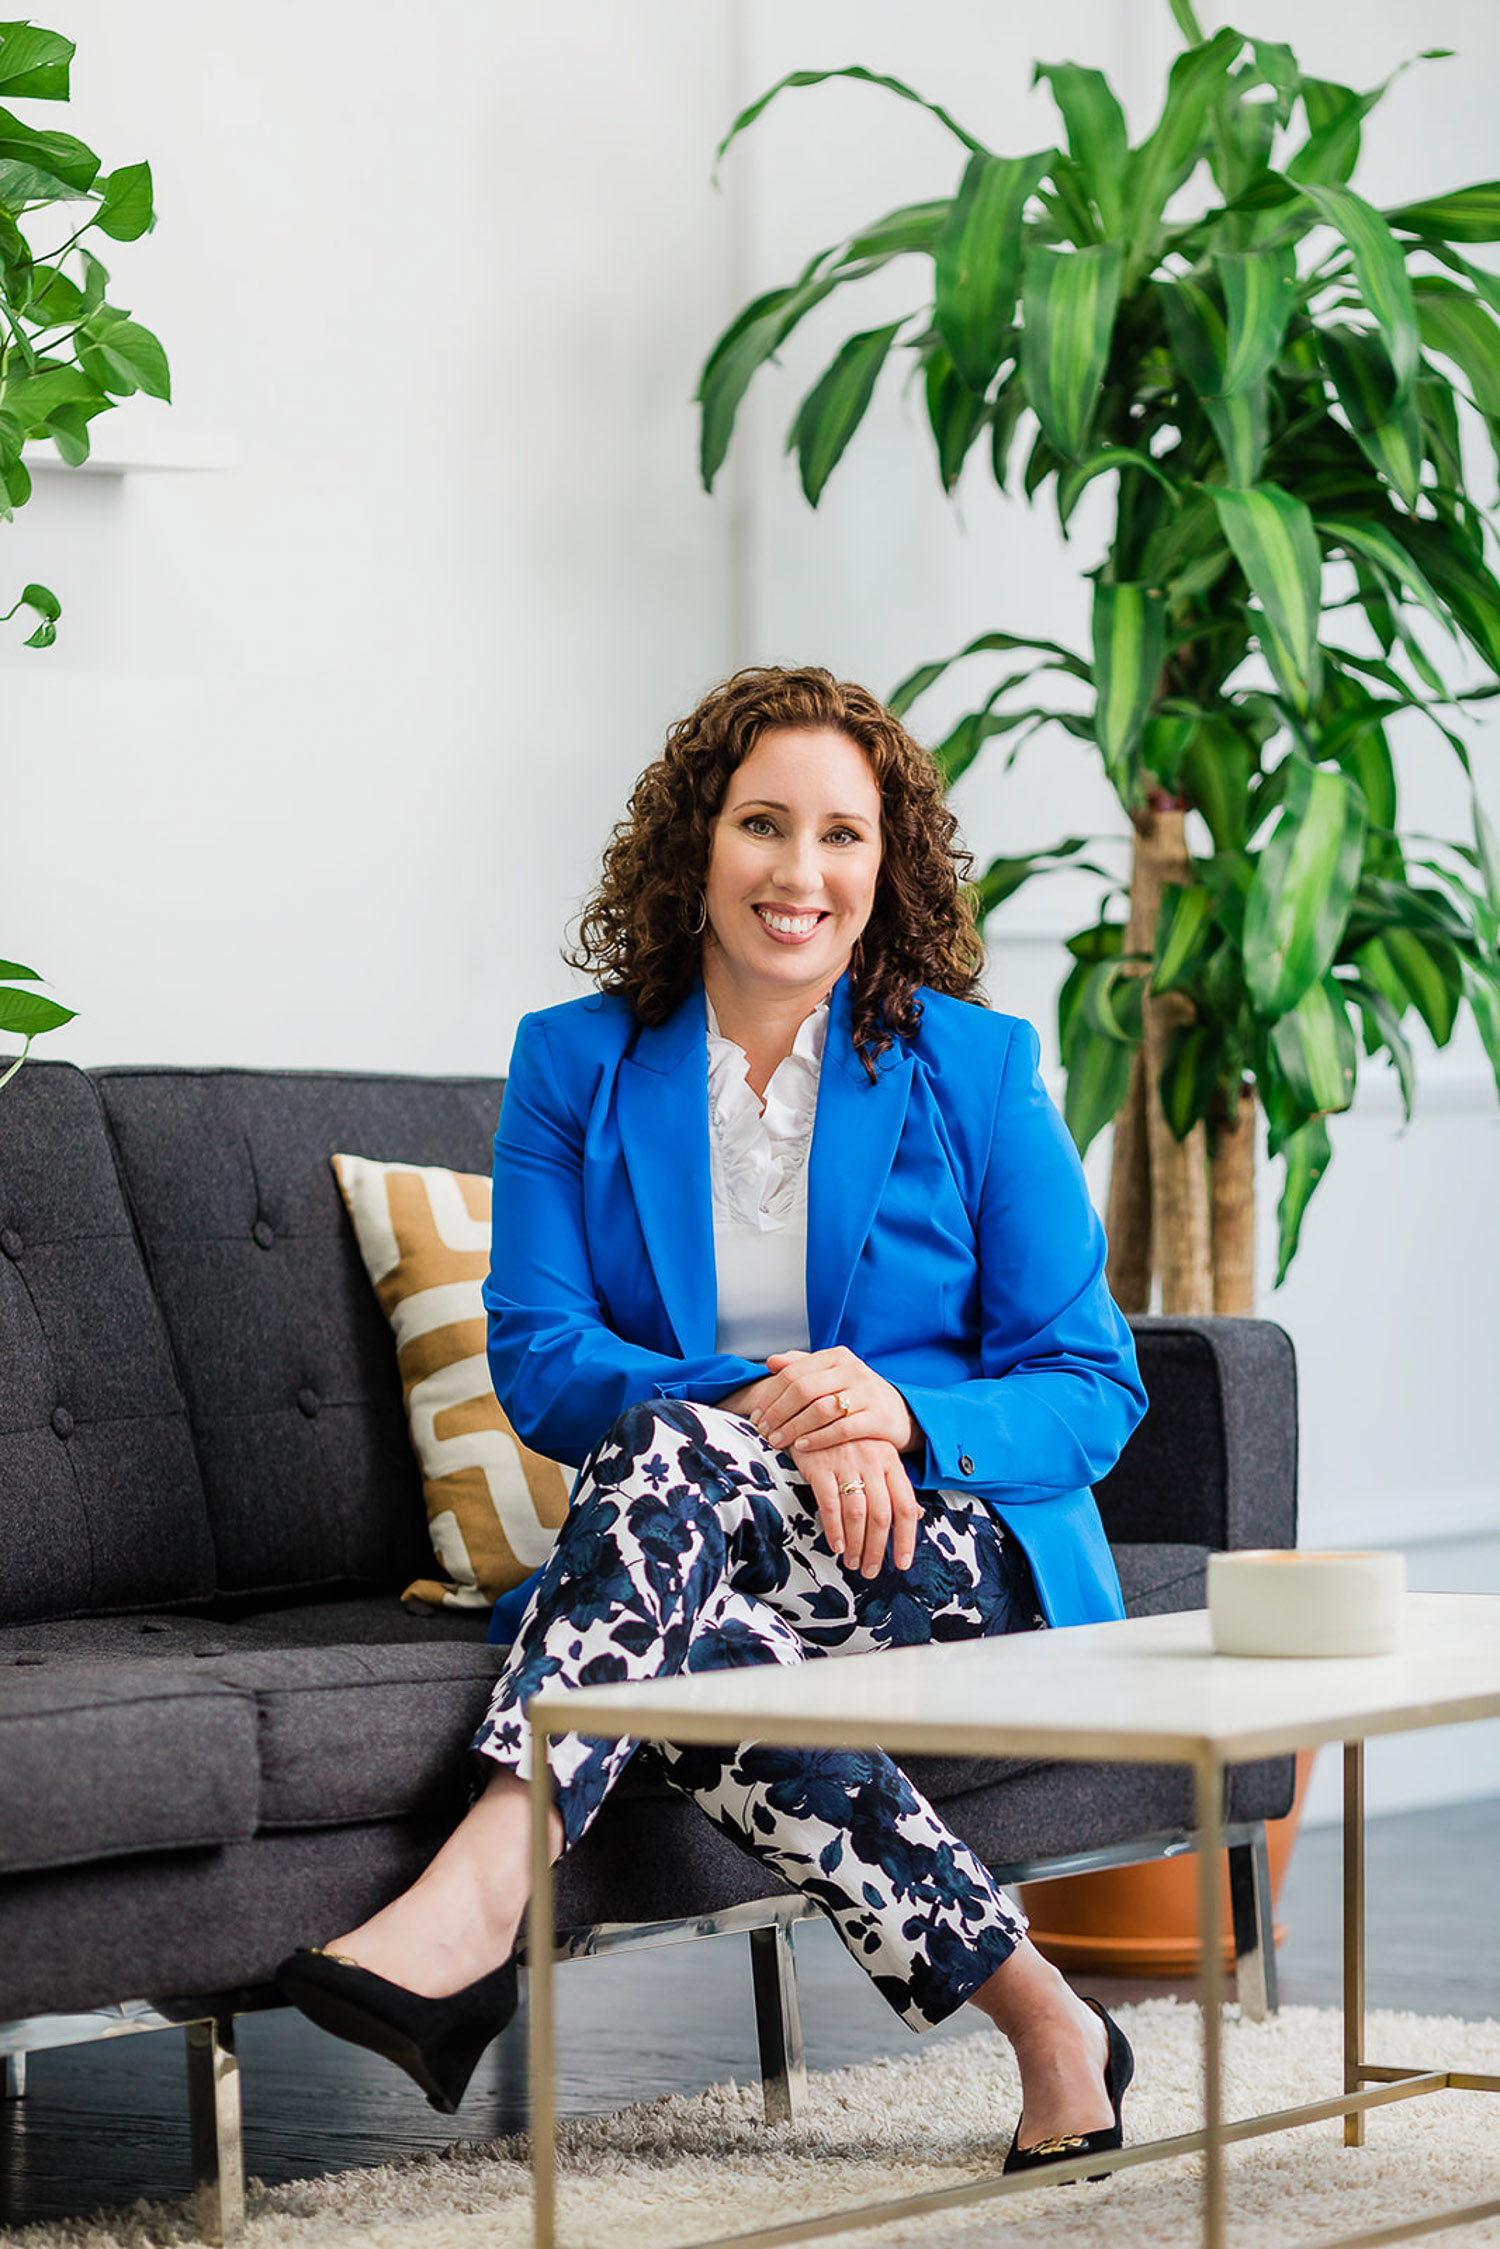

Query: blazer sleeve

[483,1011,771,1467]
[896,1018,1147,1503]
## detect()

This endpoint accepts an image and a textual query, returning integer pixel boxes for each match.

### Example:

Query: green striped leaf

[1461,960,1500,1101]
[1300,183,1420,398]
[1159,1021,1225,1141]
[1270,973,1357,1114]
[1033,63,1128,235]
[0,960,39,980]
[1391,515,1500,677]
[698,262,840,489]
[1475,792,1500,922]
[1091,581,1164,807]
[1316,685,1398,838]
[1274,1115,1331,1286]
[1286,78,1377,187]
[888,627,1090,714]
[1386,183,1500,243]
[924,343,989,491]
[845,200,950,261]
[1021,241,1124,461]
[1211,483,1324,713]
[931,681,1036,785]
[935,150,1051,395]
[1318,325,1422,506]
[1140,711,1196,791]
[1250,40,1299,125]
[1413,278,1500,420]
[971,837,1110,920]
[1316,517,1453,640]
[1056,445,1178,533]
[1152,882,1214,992]
[714,65,986,177]
[1081,959,1145,1045]
[1361,927,1461,1046]
[990,371,1026,488]
[1123,26,1243,284]
[1244,760,1367,1014]
[1161,280,1267,486]
[1062,1013,1137,1158]
[1181,719,1256,851]
[1350,975,1415,1122]
[1215,245,1298,394]
[789,323,902,505]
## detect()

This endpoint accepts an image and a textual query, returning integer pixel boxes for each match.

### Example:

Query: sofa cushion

[209,1644,506,1829]
[0,1062,216,1623]
[94,1067,504,1599]
[0,1593,494,1665]
[0,1663,258,1875]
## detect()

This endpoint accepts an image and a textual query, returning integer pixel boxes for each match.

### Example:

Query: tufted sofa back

[0,1063,216,1621]
[94,1066,505,1600]
[0,1059,1295,1627]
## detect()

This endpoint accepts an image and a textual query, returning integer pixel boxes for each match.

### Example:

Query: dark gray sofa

[0,1058,1298,2238]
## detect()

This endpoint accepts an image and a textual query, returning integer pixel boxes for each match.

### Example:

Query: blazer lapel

[616,986,718,1358]
[805,974,913,1347]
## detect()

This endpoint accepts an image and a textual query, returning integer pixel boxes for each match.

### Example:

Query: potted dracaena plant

[0,17,169,1088]
[698,0,1500,1312]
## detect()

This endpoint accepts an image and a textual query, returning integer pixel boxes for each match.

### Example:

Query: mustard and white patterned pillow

[331,1152,569,1610]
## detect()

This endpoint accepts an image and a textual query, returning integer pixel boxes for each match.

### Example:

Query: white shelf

[23,429,232,476]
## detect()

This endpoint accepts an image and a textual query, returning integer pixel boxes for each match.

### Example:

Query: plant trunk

[1210,1078,1257,1314]
[1106,799,1213,1317]
[1105,1048,1152,1312]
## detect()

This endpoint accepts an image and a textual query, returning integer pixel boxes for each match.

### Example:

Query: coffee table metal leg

[1343,1739,1366,2150]
[530,1717,557,2249]
[1195,1753,1226,2249]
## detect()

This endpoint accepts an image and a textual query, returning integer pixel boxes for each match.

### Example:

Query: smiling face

[702,725,883,1020]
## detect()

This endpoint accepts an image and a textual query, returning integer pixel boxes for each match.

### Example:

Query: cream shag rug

[9,2000,1500,2249]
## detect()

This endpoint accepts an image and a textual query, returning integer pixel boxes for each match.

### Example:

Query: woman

[280,666,1147,2173]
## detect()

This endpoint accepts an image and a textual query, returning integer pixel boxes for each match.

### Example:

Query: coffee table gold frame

[525,1594,1500,2249]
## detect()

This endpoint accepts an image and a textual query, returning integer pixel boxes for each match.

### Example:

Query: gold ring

[840,1478,866,1496]
[836,1391,853,1418]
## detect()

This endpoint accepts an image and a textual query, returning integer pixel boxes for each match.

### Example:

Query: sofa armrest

[1093,1316,1298,1554]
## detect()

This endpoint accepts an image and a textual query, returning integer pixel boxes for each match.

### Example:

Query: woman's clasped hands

[730,1347,921,1580]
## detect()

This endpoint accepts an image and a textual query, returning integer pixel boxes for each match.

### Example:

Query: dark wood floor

[3,1795,1497,2232]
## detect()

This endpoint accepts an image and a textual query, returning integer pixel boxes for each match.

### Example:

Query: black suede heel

[1002,1996,1134,2184]
[276,1945,520,2114]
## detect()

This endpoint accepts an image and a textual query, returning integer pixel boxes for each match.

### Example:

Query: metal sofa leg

[1228,1824,1280,2022]
[749,1922,807,2126]
[185,2016,245,2245]
[2,2054,24,2098]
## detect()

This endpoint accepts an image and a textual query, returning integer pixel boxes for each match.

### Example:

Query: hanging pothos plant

[0,16,170,1088]
[698,1,1500,1310]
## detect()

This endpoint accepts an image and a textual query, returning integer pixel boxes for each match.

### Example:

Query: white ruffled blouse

[705,994,827,1362]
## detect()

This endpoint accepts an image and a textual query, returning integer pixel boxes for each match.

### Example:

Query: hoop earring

[687,892,707,938]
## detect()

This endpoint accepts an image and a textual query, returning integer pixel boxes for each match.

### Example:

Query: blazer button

[958,1453,975,1476]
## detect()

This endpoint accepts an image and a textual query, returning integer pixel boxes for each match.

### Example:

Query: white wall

[5,1,741,1073]
[4,1,1497,1807]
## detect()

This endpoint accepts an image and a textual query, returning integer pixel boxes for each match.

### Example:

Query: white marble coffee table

[525,1591,1500,2249]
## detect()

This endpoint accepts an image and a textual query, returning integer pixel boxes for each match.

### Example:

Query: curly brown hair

[568,666,985,1068]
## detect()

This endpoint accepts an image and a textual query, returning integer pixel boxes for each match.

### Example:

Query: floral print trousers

[471,1398,1042,2029]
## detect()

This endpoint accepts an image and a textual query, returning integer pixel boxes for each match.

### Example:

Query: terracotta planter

[1018,1751,1314,1975]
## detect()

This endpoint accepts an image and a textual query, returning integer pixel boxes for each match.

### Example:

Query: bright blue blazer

[483,972,1147,1638]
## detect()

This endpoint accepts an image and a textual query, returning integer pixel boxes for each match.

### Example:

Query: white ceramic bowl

[1207,1549,1406,1658]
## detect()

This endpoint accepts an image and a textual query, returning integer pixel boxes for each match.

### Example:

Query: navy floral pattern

[471,1398,1043,2029]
